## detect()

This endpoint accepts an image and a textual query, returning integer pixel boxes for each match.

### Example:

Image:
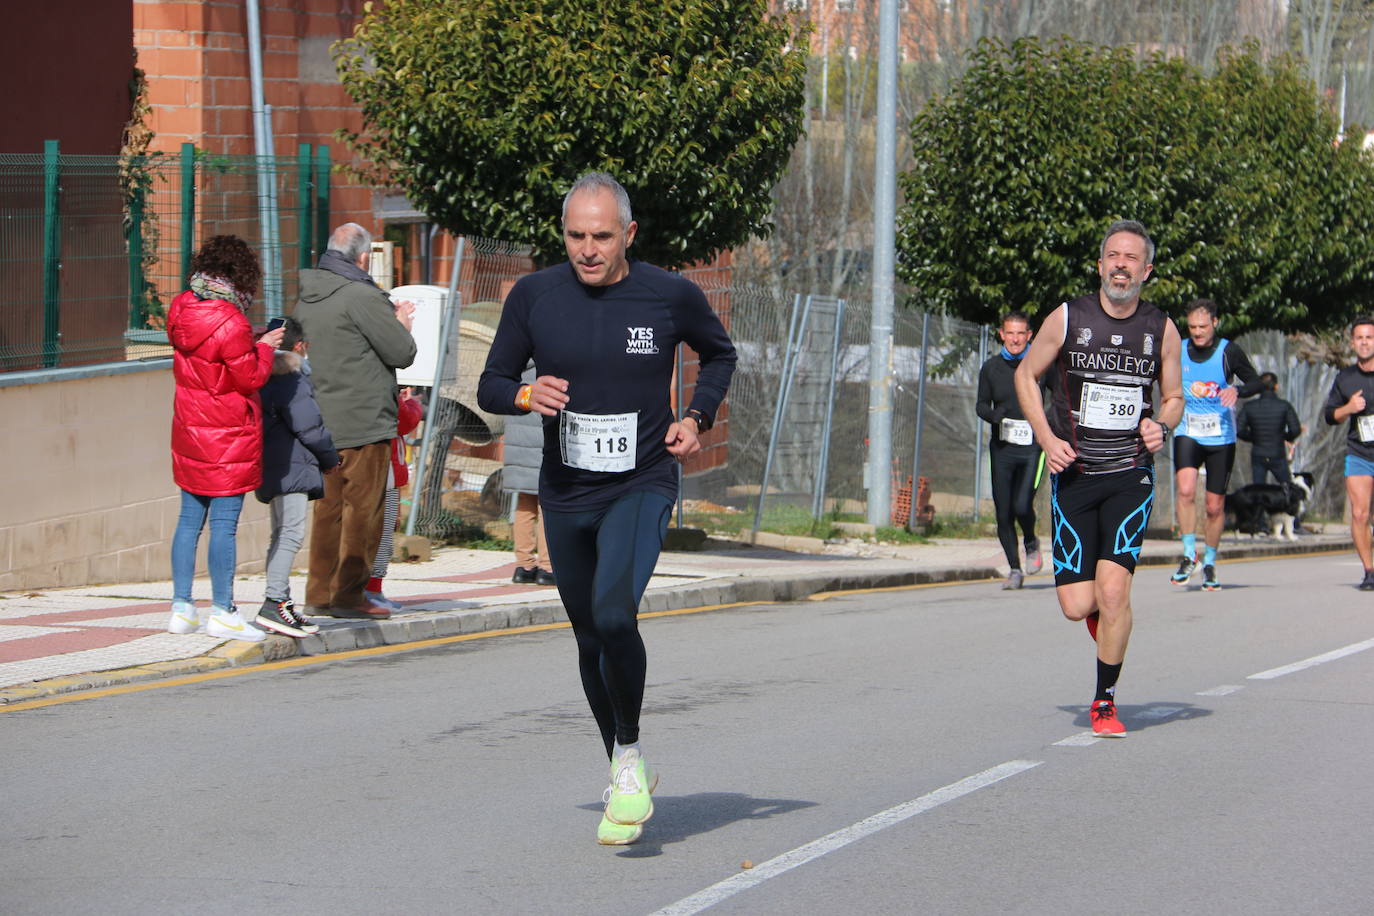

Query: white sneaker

[363,590,403,613]
[206,606,266,642]
[167,600,202,634]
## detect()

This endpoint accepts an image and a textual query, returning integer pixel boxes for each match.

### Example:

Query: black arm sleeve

[975,360,997,424]
[476,287,535,416]
[1225,342,1264,398]
[680,288,737,424]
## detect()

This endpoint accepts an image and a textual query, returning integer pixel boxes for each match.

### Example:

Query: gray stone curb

[0,536,1351,706]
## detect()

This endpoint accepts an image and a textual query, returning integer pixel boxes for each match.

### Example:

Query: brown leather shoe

[324,602,391,620]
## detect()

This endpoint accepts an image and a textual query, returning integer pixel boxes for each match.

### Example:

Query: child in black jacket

[255,317,340,636]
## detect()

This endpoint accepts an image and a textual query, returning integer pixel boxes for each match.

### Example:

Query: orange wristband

[517,385,533,411]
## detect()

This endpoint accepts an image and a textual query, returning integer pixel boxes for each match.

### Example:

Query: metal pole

[675,342,685,528]
[866,0,899,527]
[179,142,195,285]
[813,298,846,519]
[261,104,283,317]
[41,139,61,368]
[972,324,988,521]
[907,310,931,530]
[246,0,281,317]
[407,236,466,537]
[754,293,805,535]
[297,143,313,269]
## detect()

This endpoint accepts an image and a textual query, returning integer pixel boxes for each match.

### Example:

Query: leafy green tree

[897,37,1374,334]
[336,0,808,268]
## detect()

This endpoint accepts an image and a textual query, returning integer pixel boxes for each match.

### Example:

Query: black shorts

[1173,436,1235,494]
[1050,466,1155,586]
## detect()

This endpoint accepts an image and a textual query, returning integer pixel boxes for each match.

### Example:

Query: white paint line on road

[1053,733,1101,747]
[647,760,1042,916]
[1247,636,1374,681]
[1136,705,1187,721]
[1196,685,1244,697]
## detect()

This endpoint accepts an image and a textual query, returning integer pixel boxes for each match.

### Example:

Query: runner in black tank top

[1014,220,1184,738]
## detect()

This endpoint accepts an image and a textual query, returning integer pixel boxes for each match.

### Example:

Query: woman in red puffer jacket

[164,235,285,643]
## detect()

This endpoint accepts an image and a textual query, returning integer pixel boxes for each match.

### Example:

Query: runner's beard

[1102,274,1144,305]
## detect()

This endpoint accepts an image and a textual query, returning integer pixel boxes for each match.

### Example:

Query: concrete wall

[0,363,272,593]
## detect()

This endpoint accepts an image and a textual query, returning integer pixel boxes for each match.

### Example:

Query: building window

[836,0,855,10]
[784,0,807,10]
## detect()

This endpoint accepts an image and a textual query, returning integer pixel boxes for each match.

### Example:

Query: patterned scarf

[189,272,253,312]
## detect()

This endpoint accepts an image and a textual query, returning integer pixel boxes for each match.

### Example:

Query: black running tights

[542,490,673,759]
[991,446,1039,570]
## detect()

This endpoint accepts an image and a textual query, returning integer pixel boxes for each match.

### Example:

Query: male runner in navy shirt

[478,172,736,845]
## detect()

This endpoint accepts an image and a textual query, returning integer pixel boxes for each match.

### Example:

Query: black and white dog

[1224,472,1314,541]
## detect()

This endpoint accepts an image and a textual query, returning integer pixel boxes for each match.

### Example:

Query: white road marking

[1053,733,1101,747]
[647,760,1042,916]
[1136,705,1187,720]
[1197,685,1244,696]
[1247,636,1374,681]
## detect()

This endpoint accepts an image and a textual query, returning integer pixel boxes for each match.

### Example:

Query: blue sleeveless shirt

[1176,338,1234,445]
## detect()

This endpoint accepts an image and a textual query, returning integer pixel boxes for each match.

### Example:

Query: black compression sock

[1095,659,1123,703]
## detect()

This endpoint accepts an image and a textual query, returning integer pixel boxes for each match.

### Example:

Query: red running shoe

[1090,699,1126,737]
[1085,612,1099,642]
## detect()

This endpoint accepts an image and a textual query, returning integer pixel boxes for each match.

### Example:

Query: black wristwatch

[685,408,713,432]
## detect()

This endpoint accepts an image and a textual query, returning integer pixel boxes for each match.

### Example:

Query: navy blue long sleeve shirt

[477,260,737,511]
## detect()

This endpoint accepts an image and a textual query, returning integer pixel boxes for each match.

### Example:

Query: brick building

[134,0,374,233]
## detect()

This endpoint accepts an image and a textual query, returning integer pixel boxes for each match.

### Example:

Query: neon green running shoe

[597,813,643,845]
[605,748,657,826]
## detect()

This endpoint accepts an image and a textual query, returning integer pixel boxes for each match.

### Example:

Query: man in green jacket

[293,222,416,619]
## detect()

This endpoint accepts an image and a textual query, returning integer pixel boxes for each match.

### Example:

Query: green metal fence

[0,141,331,373]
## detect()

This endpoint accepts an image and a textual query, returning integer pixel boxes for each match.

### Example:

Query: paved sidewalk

[0,527,1353,705]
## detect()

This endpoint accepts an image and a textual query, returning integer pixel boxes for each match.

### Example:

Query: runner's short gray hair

[562,173,633,229]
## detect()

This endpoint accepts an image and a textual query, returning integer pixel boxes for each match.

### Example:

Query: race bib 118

[559,409,638,472]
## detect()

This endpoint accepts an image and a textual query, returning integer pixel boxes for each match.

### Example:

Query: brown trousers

[307,440,390,610]
[512,491,551,572]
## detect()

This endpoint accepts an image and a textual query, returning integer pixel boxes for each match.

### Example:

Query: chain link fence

[402,236,535,540]
[0,143,330,373]
[376,241,1355,544]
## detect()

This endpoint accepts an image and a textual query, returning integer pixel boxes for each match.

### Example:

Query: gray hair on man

[562,172,633,229]
[327,222,373,264]
[1099,219,1155,265]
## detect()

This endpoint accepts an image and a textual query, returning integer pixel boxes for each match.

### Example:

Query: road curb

[0,538,1351,706]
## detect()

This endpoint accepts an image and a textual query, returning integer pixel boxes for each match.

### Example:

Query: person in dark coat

[504,366,555,585]
[255,317,341,636]
[166,235,284,643]
[293,222,417,619]
[1236,372,1303,485]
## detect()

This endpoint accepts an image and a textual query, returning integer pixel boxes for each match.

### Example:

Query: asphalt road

[4,550,1372,915]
